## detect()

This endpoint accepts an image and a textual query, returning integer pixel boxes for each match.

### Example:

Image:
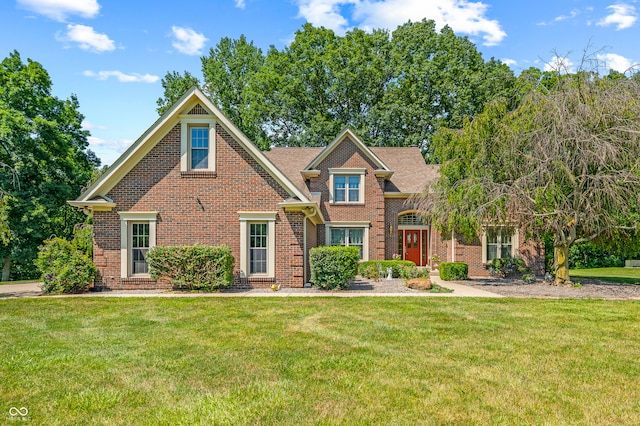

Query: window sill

[181,171,217,178]
[329,202,365,206]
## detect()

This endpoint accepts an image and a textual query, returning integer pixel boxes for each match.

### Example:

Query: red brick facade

[93,123,305,290]
[77,88,544,290]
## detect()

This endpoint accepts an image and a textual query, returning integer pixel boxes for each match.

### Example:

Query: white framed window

[131,223,150,274]
[249,223,268,274]
[118,212,158,278]
[329,168,365,204]
[239,212,277,278]
[482,226,519,263]
[325,222,369,260]
[180,118,216,172]
[190,126,209,169]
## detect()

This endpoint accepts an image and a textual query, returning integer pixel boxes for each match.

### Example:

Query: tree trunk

[553,245,571,286]
[2,257,10,282]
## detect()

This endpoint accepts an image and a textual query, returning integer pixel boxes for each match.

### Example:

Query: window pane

[348,176,360,202]
[191,149,208,169]
[331,228,346,245]
[348,228,363,245]
[334,176,346,202]
[191,127,209,148]
[190,127,209,169]
[249,223,268,274]
[501,243,512,259]
[487,244,498,261]
[131,223,150,274]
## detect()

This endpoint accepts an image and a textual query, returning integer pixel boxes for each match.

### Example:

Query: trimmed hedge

[439,262,468,281]
[310,246,359,290]
[358,260,416,279]
[146,244,235,291]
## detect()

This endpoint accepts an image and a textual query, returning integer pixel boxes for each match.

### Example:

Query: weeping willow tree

[421,69,640,285]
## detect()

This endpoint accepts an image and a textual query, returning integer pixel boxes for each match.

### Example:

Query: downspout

[451,230,455,262]
[302,207,317,285]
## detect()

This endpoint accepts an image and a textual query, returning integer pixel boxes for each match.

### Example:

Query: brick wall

[307,137,387,261]
[93,123,305,290]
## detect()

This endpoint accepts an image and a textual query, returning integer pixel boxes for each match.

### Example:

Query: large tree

[425,70,640,285]
[0,51,99,280]
[157,21,515,152]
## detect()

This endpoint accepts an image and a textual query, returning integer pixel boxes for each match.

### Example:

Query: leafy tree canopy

[0,50,99,279]
[424,68,640,285]
[158,20,515,155]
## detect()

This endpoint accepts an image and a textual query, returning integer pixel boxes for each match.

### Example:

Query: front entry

[401,229,429,266]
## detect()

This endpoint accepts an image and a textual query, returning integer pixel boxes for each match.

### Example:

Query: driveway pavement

[0,275,503,299]
[0,281,42,298]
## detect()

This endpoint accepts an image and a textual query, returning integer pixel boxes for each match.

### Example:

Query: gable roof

[305,128,391,172]
[71,87,310,207]
[265,145,437,197]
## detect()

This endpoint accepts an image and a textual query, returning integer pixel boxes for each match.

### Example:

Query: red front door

[404,230,421,265]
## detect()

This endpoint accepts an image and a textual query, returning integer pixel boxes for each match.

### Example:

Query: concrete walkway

[0,275,503,299]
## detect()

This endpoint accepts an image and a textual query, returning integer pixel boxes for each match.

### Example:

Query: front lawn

[1,298,639,424]
[570,267,640,285]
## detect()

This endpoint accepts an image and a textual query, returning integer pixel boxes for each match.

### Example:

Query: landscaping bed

[461,277,640,299]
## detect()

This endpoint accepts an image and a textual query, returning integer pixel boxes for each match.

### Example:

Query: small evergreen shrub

[439,262,468,281]
[36,237,96,294]
[486,257,530,278]
[310,246,359,290]
[146,244,235,291]
[358,260,416,279]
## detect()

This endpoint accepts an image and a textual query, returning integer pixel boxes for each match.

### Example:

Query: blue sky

[2,0,638,165]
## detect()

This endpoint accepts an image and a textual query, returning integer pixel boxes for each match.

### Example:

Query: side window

[190,126,209,169]
[131,222,150,275]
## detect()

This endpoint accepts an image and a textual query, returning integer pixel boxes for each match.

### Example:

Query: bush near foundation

[35,235,96,294]
[439,262,468,281]
[358,260,416,279]
[310,246,359,290]
[146,244,235,291]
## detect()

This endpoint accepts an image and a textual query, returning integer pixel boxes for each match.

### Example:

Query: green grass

[2,297,639,425]
[570,267,640,284]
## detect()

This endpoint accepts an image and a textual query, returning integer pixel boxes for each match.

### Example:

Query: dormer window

[329,168,365,204]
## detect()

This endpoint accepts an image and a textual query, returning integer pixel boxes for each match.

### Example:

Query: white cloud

[235,0,246,9]
[171,26,208,55]
[57,24,114,53]
[538,8,581,26]
[17,0,100,22]
[544,56,575,73]
[81,120,106,130]
[501,58,517,67]
[597,4,637,30]
[596,53,635,73]
[295,0,506,45]
[83,70,160,83]
[87,136,132,166]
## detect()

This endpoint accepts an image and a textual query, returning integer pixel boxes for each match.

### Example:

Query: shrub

[399,264,430,280]
[439,262,468,281]
[310,246,359,290]
[35,237,96,294]
[358,260,416,279]
[146,244,235,291]
[486,257,530,278]
[569,242,624,269]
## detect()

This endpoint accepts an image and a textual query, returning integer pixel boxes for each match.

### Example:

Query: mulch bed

[461,277,640,300]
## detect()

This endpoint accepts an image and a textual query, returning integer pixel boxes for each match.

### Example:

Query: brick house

[69,87,542,290]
